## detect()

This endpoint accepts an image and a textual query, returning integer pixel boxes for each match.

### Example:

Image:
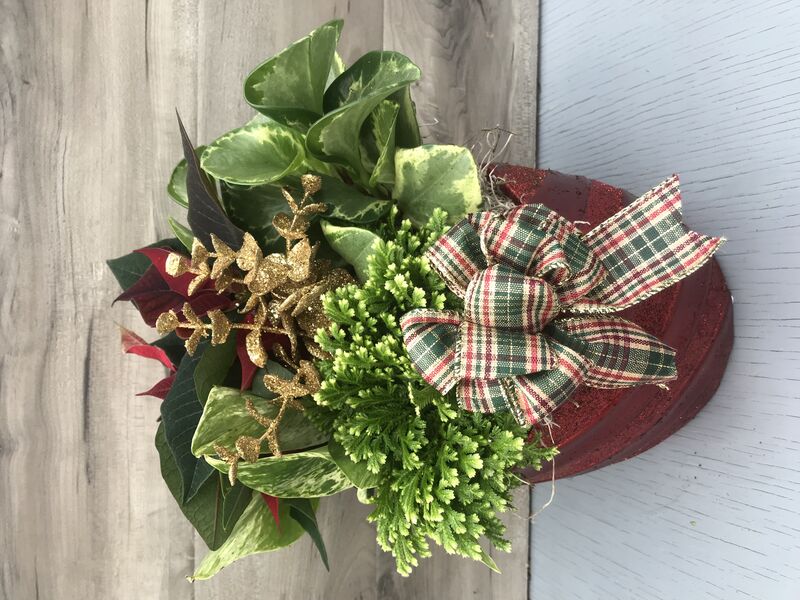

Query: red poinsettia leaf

[128,290,187,327]
[136,374,176,399]
[236,323,290,391]
[135,247,197,296]
[261,493,280,530]
[185,289,236,316]
[119,326,176,371]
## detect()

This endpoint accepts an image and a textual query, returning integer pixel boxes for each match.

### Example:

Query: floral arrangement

[109,20,723,579]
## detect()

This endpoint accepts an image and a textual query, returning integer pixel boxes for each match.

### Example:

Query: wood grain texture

[531,1,800,599]
[0,1,539,599]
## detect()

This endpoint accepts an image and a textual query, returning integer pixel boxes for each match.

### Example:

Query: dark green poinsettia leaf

[286,498,329,570]
[107,238,184,291]
[177,113,245,250]
[200,120,306,186]
[168,218,194,251]
[320,220,381,282]
[161,342,215,503]
[244,20,343,129]
[191,492,311,581]
[306,51,421,186]
[194,335,237,405]
[221,478,252,531]
[151,331,186,367]
[191,384,328,457]
[156,423,240,550]
[205,447,352,498]
[327,438,379,489]
[394,144,483,226]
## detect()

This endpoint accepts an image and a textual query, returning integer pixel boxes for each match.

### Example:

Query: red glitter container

[490,166,734,482]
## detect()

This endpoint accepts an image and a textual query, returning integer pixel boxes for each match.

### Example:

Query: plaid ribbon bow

[400,175,724,425]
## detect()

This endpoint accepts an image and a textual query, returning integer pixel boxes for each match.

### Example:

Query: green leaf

[244,20,343,129]
[161,344,215,503]
[106,239,184,291]
[315,176,390,224]
[388,85,422,148]
[156,423,237,550]
[167,145,207,208]
[200,120,306,186]
[194,336,237,405]
[221,479,251,531]
[191,385,328,457]
[220,182,287,253]
[327,438,379,489]
[364,100,399,188]
[190,492,309,581]
[168,218,194,251]
[478,548,501,574]
[205,447,352,498]
[326,51,346,88]
[320,221,381,282]
[286,498,329,570]
[151,331,186,367]
[306,51,420,185]
[394,144,483,226]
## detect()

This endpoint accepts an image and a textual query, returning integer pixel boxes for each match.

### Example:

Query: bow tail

[400,309,461,394]
[553,316,677,389]
[580,175,725,311]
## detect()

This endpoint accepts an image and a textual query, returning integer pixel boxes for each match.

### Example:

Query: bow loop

[457,322,558,380]
[463,265,559,333]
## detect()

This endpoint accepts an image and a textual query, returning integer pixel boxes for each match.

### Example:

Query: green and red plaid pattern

[401,175,723,425]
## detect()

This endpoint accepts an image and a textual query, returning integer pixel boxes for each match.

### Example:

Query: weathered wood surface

[0,1,538,599]
[531,1,800,599]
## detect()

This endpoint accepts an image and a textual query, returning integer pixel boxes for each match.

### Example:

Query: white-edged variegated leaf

[191,385,327,457]
[244,20,343,129]
[191,492,311,580]
[201,120,306,185]
[205,447,352,498]
[394,144,482,226]
[320,220,382,282]
[306,51,420,186]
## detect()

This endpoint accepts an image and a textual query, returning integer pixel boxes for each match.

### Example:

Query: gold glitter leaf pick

[301,174,322,196]
[245,255,289,296]
[208,310,232,345]
[273,212,309,240]
[156,310,180,334]
[287,238,312,282]
[210,234,238,279]
[191,239,210,268]
[281,187,300,213]
[298,202,329,218]
[236,232,263,272]
[214,444,239,486]
[235,436,262,463]
[165,253,190,277]
[185,327,206,355]
[182,303,203,326]
[246,328,266,367]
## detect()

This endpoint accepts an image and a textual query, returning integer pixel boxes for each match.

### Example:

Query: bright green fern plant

[312,208,556,575]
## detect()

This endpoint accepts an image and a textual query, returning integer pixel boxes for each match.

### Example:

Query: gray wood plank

[0,1,539,598]
[532,1,800,599]
[1,1,200,598]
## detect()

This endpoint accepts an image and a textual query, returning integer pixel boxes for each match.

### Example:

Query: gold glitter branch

[154,174,354,368]
[213,361,322,485]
